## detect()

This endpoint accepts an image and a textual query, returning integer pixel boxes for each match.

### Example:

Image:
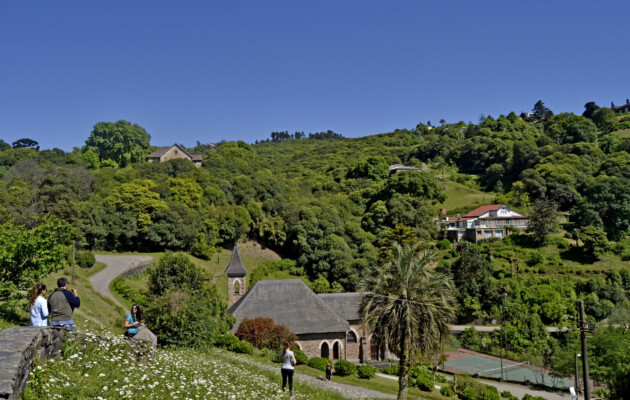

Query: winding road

[90,254,152,311]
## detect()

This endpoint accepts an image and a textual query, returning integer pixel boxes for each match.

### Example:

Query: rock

[133,326,157,360]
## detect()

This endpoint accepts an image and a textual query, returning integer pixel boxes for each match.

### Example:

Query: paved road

[90,255,152,311]
[375,372,570,400]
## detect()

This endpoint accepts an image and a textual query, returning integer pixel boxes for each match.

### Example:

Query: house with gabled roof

[225,246,391,362]
[146,144,203,168]
[611,99,630,114]
[442,204,529,243]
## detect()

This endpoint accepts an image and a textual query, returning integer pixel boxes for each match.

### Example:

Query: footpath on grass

[93,254,394,400]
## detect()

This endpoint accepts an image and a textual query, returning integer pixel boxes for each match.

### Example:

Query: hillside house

[442,204,528,243]
[225,245,392,362]
[146,144,203,167]
[611,99,630,114]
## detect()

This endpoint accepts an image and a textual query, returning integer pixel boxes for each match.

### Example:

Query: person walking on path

[48,277,80,331]
[28,283,49,326]
[280,341,297,399]
[326,361,333,382]
[124,304,144,338]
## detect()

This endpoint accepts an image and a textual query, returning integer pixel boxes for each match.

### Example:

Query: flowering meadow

[21,332,354,400]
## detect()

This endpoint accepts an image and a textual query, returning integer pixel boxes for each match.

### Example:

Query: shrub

[75,251,95,268]
[111,276,146,306]
[381,364,399,375]
[143,286,233,347]
[409,366,433,391]
[521,395,546,400]
[214,334,254,354]
[333,359,356,377]
[307,357,330,372]
[235,317,297,350]
[293,348,308,365]
[500,391,518,400]
[460,387,479,400]
[440,386,455,397]
[438,239,452,250]
[357,364,375,379]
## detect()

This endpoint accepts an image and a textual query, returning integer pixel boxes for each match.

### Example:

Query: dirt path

[90,255,152,311]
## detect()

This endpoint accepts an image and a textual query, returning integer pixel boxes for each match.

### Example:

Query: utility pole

[576,301,590,400]
[574,353,580,400]
[72,241,76,282]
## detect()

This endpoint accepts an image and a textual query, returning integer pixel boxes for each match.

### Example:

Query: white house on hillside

[442,204,529,243]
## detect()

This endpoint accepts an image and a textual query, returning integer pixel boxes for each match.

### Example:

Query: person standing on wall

[48,277,80,331]
[280,341,297,399]
[28,283,49,326]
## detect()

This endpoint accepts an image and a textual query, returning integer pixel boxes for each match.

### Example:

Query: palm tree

[359,242,456,400]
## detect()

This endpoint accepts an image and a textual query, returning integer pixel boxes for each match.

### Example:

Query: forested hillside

[2,102,630,393]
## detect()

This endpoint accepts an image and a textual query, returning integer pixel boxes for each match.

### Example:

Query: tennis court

[444,351,574,389]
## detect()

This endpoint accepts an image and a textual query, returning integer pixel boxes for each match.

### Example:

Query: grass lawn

[438,181,497,215]
[613,128,630,138]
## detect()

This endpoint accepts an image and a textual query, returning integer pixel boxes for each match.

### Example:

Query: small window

[347,330,357,343]
[234,280,240,295]
[175,150,178,154]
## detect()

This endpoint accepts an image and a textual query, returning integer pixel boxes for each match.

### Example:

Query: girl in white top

[28,283,49,326]
[280,341,297,399]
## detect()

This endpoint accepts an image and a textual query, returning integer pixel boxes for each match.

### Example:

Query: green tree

[359,243,456,400]
[84,120,151,167]
[0,217,77,302]
[531,100,553,122]
[147,252,205,294]
[582,101,600,119]
[11,138,39,150]
[592,108,618,133]
[580,226,610,260]
[527,199,558,245]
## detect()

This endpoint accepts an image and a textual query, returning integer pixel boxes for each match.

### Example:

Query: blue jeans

[51,321,75,332]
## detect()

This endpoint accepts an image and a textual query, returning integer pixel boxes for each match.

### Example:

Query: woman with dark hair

[124,304,144,338]
[28,283,49,326]
[280,341,297,399]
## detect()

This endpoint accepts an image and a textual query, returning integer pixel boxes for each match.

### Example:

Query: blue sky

[1,1,629,151]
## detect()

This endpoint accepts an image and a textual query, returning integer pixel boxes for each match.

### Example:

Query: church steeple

[225,243,247,307]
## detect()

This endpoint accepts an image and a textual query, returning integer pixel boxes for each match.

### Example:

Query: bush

[357,364,375,379]
[293,348,308,365]
[438,239,452,250]
[460,387,479,400]
[409,366,433,391]
[111,276,146,306]
[214,334,254,354]
[143,286,233,347]
[500,391,518,400]
[307,357,330,372]
[440,386,455,397]
[235,317,297,350]
[75,251,95,268]
[381,364,399,375]
[334,359,356,376]
[521,395,546,400]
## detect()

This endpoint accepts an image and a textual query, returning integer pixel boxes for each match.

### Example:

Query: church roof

[318,293,362,321]
[228,279,350,335]
[225,243,247,276]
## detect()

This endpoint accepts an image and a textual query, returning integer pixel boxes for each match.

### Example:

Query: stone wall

[119,262,155,279]
[0,327,67,400]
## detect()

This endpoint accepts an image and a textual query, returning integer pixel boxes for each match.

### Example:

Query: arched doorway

[321,342,330,359]
[333,341,340,359]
